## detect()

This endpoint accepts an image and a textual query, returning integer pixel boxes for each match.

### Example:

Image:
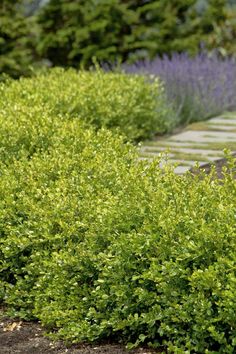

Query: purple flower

[123,53,236,126]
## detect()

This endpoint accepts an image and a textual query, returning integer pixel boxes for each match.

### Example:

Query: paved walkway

[139,112,236,174]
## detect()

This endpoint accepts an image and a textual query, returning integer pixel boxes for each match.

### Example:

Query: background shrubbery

[0,0,37,78]
[1,0,235,77]
[206,3,236,57]
[1,0,235,130]
[0,68,173,142]
[36,0,226,68]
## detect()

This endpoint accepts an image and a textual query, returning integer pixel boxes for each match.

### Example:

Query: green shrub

[1,67,236,353]
[0,107,236,352]
[0,67,173,143]
[206,4,236,57]
[36,0,228,68]
[0,122,138,314]
[0,0,37,78]
[36,0,141,67]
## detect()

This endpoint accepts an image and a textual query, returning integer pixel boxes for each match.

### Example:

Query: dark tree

[36,0,228,69]
[0,0,37,77]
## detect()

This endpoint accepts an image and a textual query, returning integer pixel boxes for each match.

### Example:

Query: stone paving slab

[209,118,236,125]
[139,113,236,174]
[163,160,206,166]
[140,146,224,156]
[140,150,176,158]
[169,131,236,143]
[206,125,236,131]
[174,166,192,174]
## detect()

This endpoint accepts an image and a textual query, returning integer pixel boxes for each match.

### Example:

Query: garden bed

[0,315,159,354]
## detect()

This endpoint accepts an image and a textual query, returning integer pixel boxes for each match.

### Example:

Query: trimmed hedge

[0,68,173,142]
[0,103,236,352]
[0,69,236,352]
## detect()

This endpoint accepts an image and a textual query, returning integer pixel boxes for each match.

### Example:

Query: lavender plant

[124,53,236,126]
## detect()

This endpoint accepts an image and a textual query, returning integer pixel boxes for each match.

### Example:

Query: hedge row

[0,114,236,352]
[0,69,236,352]
[0,68,174,143]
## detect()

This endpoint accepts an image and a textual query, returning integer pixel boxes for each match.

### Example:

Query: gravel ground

[0,316,163,354]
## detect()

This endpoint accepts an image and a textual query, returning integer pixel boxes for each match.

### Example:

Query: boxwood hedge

[0,67,173,143]
[0,71,236,353]
[0,116,236,352]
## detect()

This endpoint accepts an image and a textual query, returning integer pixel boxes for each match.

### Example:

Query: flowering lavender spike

[123,53,236,126]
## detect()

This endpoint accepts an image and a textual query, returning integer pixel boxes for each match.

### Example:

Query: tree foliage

[0,0,233,77]
[0,0,36,78]
[36,0,228,68]
[206,4,236,57]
